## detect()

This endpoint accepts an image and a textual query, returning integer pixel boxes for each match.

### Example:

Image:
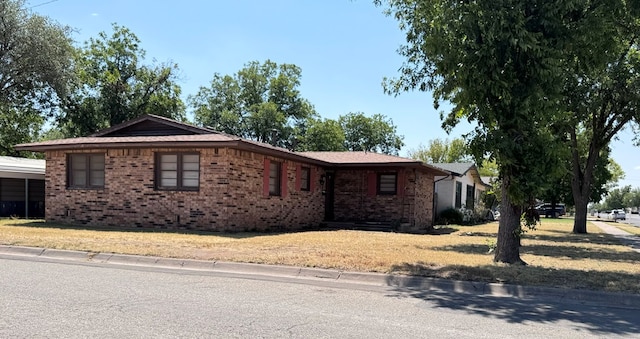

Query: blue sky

[28,0,639,188]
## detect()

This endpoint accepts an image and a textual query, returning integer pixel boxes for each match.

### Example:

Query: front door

[324,172,335,221]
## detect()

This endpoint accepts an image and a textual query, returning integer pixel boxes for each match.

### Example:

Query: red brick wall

[412,170,436,231]
[331,168,434,230]
[44,147,325,231]
[332,169,404,222]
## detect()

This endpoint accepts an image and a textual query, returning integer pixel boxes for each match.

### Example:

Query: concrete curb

[1,244,639,309]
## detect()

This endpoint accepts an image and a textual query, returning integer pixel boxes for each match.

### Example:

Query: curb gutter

[1,244,638,309]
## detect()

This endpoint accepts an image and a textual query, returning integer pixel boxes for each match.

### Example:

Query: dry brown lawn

[1,218,638,293]
[610,222,640,236]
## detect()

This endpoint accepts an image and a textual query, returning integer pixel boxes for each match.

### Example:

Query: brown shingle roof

[14,116,448,173]
[16,134,239,150]
[300,151,448,174]
[300,151,419,164]
[15,134,331,166]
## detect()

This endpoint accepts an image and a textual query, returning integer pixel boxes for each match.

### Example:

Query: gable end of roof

[91,114,216,137]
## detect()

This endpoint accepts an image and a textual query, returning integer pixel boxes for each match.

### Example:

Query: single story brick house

[15,115,447,232]
[0,156,45,218]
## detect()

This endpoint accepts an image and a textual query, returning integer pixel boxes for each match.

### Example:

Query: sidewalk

[591,220,640,253]
[1,243,639,309]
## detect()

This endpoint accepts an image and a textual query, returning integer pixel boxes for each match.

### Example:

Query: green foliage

[0,0,74,154]
[539,141,623,213]
[556,1,640,233]
[437,208,463,225]
[191,67,404,153]
[190,60,315,149]
[624,188,640,209]
[477,160,499,177]
[407,138,470,163]
[59,24,185,137]
[378,0,577,263]
[0,105,44,157]
[299,118,346,151]
[521,208,540,232]
[601,185,633,210]
[338,112,404,155]
[380,0,571,203]
[604,159,625,193]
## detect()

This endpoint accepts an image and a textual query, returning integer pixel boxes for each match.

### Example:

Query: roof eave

[234,141,331,167]
[15,141,237,152]
[327,162,449,175]
[14,140,332,167]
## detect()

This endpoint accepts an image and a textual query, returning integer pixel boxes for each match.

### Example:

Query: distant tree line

[593,186,640,212]
[1,0,404,157]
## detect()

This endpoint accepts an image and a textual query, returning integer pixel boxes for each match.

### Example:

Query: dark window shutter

[367,172,376,196]
[310,168,316,192]
[295,165,301,191]
[281,162,288,198]
[263,158,270,197]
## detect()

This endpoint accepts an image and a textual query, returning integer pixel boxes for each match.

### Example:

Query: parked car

[536,203,566,218]
[609,209,626,221]
[492,210,500,221]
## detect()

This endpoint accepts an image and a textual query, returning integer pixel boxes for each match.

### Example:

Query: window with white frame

[156,153,199,191]
[269,161,281,196]
[377,173,397,195]
[300,166,310,191]
[67,154,105,189]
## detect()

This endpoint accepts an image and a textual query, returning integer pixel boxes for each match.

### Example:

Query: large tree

[339,112,404,155]
[58,24,185,137]
[624,187,640,211]
[601,185,632,211]
[190,60,315,149]
[407,138,470,163]
[539,145,623,218]
[299,118,346,152]
[298,113,404,154]
[568,151,624,206]
[558,1,640,233]
[0,0,74,155]
[378,0,575,264]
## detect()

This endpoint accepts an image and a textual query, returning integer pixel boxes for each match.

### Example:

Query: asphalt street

[620,212,640,227]
[2,256,639,338]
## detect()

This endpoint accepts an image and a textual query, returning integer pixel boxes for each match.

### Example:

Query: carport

[0,156,45,218]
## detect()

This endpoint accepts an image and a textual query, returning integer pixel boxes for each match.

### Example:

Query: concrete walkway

[591,220,640,253]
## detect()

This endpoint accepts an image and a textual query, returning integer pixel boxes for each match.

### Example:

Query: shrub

[437,208,464,225]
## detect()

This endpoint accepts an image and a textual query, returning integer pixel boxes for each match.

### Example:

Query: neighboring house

[15,115,447,232]
[431,163,491,217]
[0,156,45,218]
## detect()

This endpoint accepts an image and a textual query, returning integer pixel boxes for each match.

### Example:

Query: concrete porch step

[320,221,397,232]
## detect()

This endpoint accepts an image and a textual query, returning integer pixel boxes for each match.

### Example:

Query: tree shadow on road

[384,286,640,336]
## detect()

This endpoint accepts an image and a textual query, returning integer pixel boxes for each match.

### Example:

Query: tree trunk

[569,130,599,234]
[494,177,526,265]
[573,196,588,234]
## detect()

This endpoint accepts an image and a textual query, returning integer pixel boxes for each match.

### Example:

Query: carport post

[24,178,29,219]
